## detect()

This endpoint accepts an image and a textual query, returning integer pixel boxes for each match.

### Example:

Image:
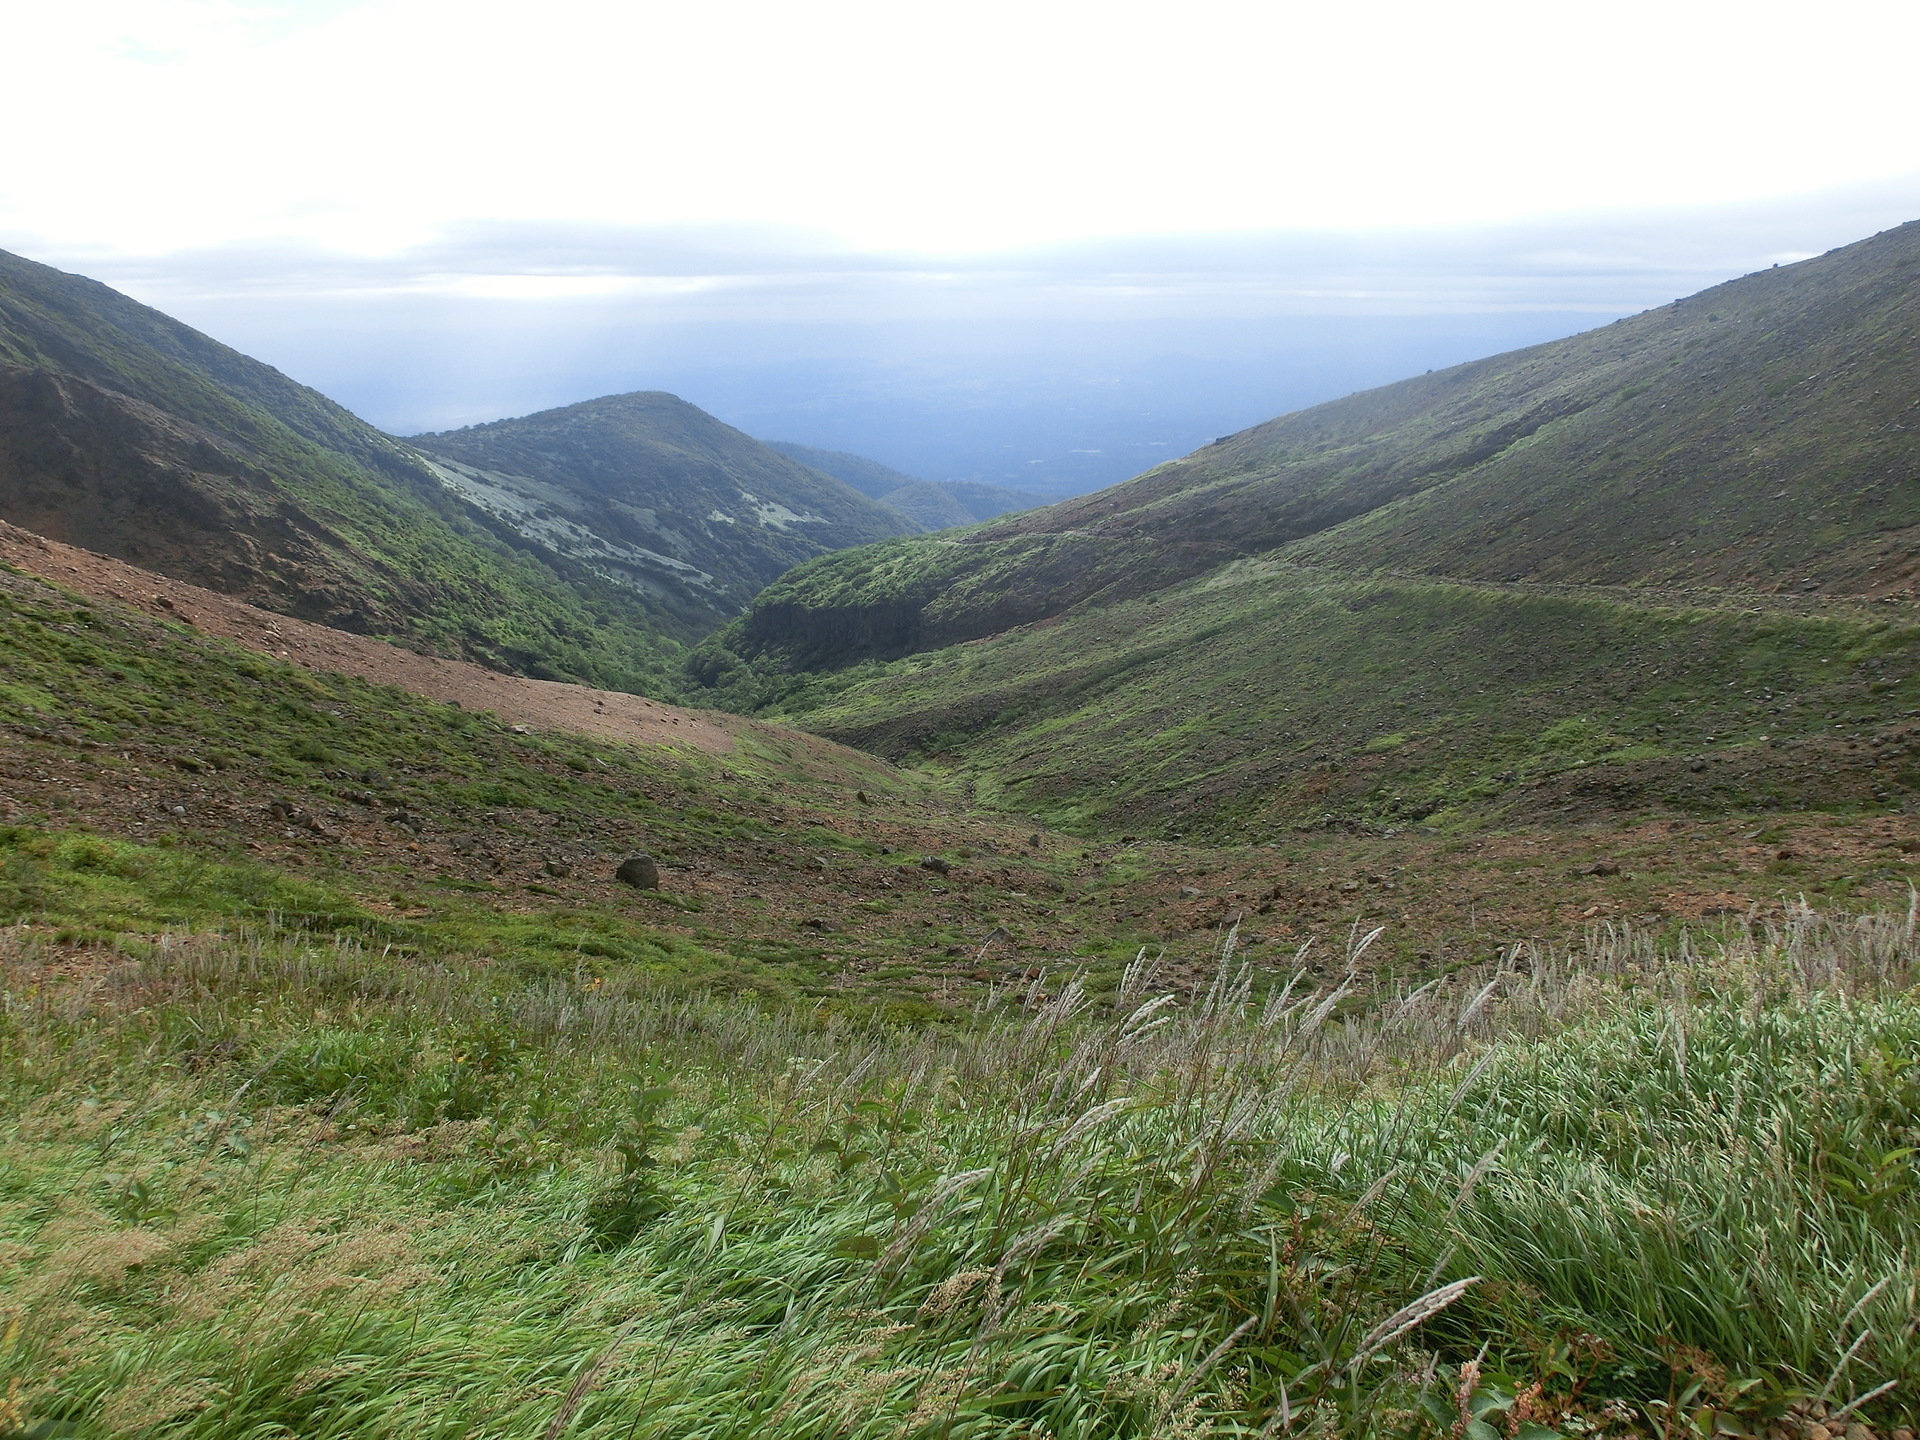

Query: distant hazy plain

[55,178,1919,494]
[192,310,1600,493]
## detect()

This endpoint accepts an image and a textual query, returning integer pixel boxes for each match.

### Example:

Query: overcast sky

[11,0,1920,260]
[7,0,1920,482]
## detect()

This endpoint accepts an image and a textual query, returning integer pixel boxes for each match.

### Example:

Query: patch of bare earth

[0,519,835,760]
[5,520,1917,1003]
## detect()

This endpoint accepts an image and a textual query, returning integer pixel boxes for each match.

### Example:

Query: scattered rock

[542,859,572,879]
[919,855,951,875]
[264,798,336,837]
[1582,861,1621,876]
[1339,879,1361,892]
[1689,759,1708,772]
[980,926,1013,949]
[615,854,660,889]
[1179,886,1203,899]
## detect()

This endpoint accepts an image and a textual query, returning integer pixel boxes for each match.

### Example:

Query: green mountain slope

[691,222,1920,834]
[869,478,973,529]
[717,221,1920,676]
[769,564,1920,836]
[768,439,1051,527]
[8,470,1919,1440]
[0,247,701,690]
[939,478,1052,521]
[766,440,921,498]
[410,395,919,613]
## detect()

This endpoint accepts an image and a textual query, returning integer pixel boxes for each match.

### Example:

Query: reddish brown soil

[4,519,1917,1003]
[0,519,764,755]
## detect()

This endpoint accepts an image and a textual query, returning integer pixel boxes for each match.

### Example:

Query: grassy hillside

[689,222,1920,834]
[710,221,1920,680]
[769,441,1054,529]
[1024,219,1920,598]
[873,479,977,529]
[5,467,1919,1435]
[940,479,1054,522]
[0,550,1020,1009]
[411,396,920,614]
[14,536,1919,984]
[5,894,1916,1438]
[768,440,924,498]
[0,248,706,691]
[728,561,1920,836]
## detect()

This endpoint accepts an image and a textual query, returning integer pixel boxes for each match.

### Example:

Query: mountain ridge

[0,246,709,690]
[711,222,1920,680]
[687,220,1920,836]
[767,439,1052,528]
[0,249,946,696]
[409,393,919,614]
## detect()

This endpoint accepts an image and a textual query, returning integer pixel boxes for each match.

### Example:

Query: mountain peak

[409,391,919,609]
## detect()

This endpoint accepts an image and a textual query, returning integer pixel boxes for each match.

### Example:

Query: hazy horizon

[9,0,1919,492]
[11,181,1917,491]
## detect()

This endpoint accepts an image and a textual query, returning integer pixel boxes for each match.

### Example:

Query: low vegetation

[3,904,1916,1437]
[686,224,1920,838]
[724,563,1920,838]
[410,392,921,614]
[0,247,717,693]
[701,220,1920,692]
[7,224,1920,1439]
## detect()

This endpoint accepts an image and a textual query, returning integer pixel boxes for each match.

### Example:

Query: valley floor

[5,524,1920,1007]
[3,528,1919,1436]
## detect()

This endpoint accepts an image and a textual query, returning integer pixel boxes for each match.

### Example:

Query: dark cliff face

[735,598,931,669]
[723,531,1235,671]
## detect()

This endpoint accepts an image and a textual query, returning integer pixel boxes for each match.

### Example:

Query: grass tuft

[2,905,1916,1436]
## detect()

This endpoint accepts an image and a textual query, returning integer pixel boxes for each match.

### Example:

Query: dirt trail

[0,519,757,755]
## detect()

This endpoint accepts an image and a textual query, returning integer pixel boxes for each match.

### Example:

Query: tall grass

[1,906,1915,1438]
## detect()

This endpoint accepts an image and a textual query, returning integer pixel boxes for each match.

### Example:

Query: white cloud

[32,175,1919,328]
[7,0,1920,258]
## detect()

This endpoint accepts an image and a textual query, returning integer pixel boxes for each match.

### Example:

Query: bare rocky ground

[0,520,760,755]
[4,520,1918,1006]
